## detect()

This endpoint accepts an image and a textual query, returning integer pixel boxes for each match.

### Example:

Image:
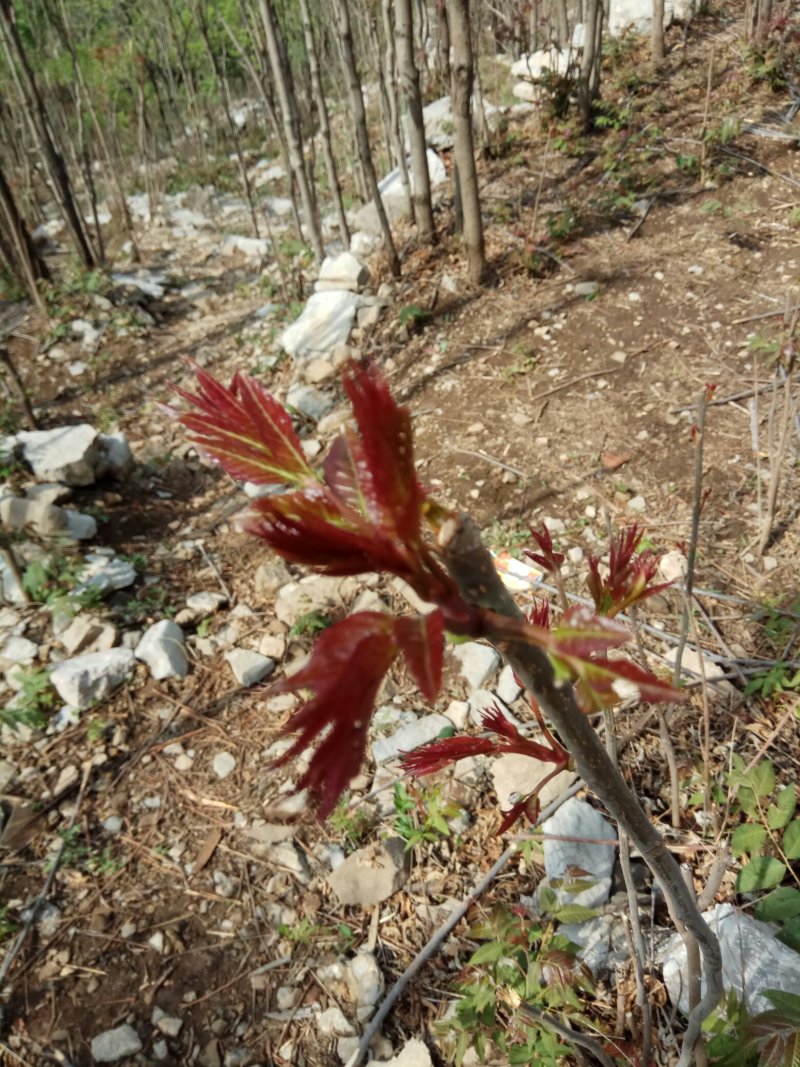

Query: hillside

[1,2,800,1066]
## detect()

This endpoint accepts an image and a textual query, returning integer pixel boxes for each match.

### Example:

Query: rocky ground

[2,7,800,1067]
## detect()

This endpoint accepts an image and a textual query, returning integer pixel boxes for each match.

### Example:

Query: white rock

[444,699,469,729]
[662,903,800,1015]
[383,1039,433,1067]
[315,251,370,293]
[0,635,37,665]
[90,1025,143,1062]
[496,663,522,704]
[658,549,687,584]
[664,646,726,684]
[371,713,453,764]
[345,951,384,1006]
[627,495,646,513]
[70,319,101,350]
[0,496,69,537]
[378,149,448,196]
[50,648,136,710]
[73,555,136,597]
[491,754,576,813]
[17,425,100,486]
[213,751,237,779]
[317,1006,355,1037]
[280,290,360,361]
[186,591,227,614]
[350,231,380,256]
[221,234,271,259]
[559,914,621,975]
[540,797,616,909]
[135,620,189,680]
[327,838,408,905]
[451,642,500,691]
[60,616,117,655]
[225,648,275,687]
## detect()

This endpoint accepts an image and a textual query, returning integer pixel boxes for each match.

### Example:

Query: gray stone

[286,384,334,422]
[540,797,616,909]
[50,648,136,710]
[352,194,409,237]
[327,838,409,906]
[0,496,68,537]
[279,290,359,361]
[25,483,72,505]
[496,663,522,704]
[97,432,135,479]
[558,914,622,976]
[658,549,687,584]
[574,281,599,297]
[18,425,100,486]
[662,903,800,1015]
[64,509,98,540]
[452,642,500,691]
[213,751,237,779]
[346,951,384,1006]
[490,754,576,813]
[90,1024,143,1062]
[627,494,646,513]
[225,648,275,687]
[315,252,370,293]
[135,620,188,680]
[371,713,453,764]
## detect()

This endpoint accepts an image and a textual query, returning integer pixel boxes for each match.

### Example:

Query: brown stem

[437,513,722,1067]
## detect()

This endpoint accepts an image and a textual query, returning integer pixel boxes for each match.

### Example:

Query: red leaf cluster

[269,610,445,819]
[524,524,565,574]
[586,525,671,617]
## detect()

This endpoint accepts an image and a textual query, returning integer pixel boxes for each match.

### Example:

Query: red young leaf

[497,793,541,834]
[268,612,399,819]
[527,597,551,630]
[174,366,314,487]
[342,361,426,542]
[242,487,422,579]
[395,611,444,702]
[524,524,565,574]
[551,652,685,713]
[546,605,631,658]
[402,734,501,776]
[587,524,672,617]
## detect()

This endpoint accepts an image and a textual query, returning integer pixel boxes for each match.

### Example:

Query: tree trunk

[395,0,435,243]
[221,10,306,245]
[258,0,324,262]
[578,0,601,129]
[332,0,401,278]
[0,160,50,308]
[754,0,773,44]
[652,0,666,62]
[0,0,96,270]
[298,0,351,245]
[446,0,486,284]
